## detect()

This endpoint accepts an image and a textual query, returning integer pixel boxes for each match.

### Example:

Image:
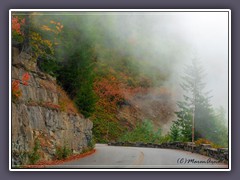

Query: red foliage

[44,102,61,110]
[94,72,150,113]
[12,80,22,99]
[94,77,125,112]
[12,16,25,35]
[12,80,20,92]
[22,149,96,168]
[12,72,30,101]
[22,72,30,85]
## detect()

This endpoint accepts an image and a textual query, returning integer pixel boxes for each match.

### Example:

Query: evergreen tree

[175,59,216,142]
[169,121,181,142]
[119,120,162,143]
[57,45,97,118]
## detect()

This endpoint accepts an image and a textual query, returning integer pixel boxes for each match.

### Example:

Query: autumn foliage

[57,86,79,114]
[12,80,22,101]
[12,73,30,101]
[94,77,125,112]
[42,20,64,35]
[94,73,150,113]
[22,72,30,85]
[12,14,64,61]
[12,16,25,35]
[30,19,63,58]
[195,138,223,148]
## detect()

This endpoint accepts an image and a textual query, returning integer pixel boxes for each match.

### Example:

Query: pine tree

[57,40,97,118]
[169,121,181,142]
[175,59,215,142]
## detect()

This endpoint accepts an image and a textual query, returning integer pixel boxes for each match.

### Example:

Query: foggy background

[36,11,229,122]
[78,11,229,115]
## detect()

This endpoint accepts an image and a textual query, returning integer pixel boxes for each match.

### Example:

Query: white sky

[177,12,229,111]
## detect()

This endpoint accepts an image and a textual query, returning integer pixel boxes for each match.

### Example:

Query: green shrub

[28,139,41,165]
[55,144,72,160]
[159,134,171,143]
[93,116,124,143]
[169,121,181,142]
[119,119,162,144]
[37,56,60,77]
[88,138,96,150]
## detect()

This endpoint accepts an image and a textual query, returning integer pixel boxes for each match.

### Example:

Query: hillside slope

[91,63,177,142]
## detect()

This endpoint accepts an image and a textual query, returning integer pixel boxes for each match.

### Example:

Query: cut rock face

[11,48,93,165]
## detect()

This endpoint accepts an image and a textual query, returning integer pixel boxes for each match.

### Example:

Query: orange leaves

[22,149,96,168]
[41,25,52,32]
[42,20,64,34]
[194,138,223,148]
[55,25,63,32]
[94,69,151,113]
[195,138,213,146]
[56,86,79,114]
[94,76,126,113]
[52,21,64,30]
[12,72,30,101]
[12,17,21,34]
[22,72,30,85]
[44,102,61,110]
[12,16,25,35]
[30,31,54,56]
[12,80,20,91]
[12,80,22,100]
[33,19,63,57]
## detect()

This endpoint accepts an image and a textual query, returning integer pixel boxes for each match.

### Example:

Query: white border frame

[9,9,231,171]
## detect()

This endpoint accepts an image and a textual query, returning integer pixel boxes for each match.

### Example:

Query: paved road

[50,144,228,169]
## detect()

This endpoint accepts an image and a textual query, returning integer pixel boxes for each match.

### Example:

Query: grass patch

[28,139,41,165]
[55,144,72,160]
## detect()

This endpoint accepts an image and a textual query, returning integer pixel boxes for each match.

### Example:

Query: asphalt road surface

[50,144,228,169]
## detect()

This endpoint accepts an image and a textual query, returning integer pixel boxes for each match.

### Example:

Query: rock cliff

[11,48,93,165]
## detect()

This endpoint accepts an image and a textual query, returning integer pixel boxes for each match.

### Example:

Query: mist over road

[50,144,228,169]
